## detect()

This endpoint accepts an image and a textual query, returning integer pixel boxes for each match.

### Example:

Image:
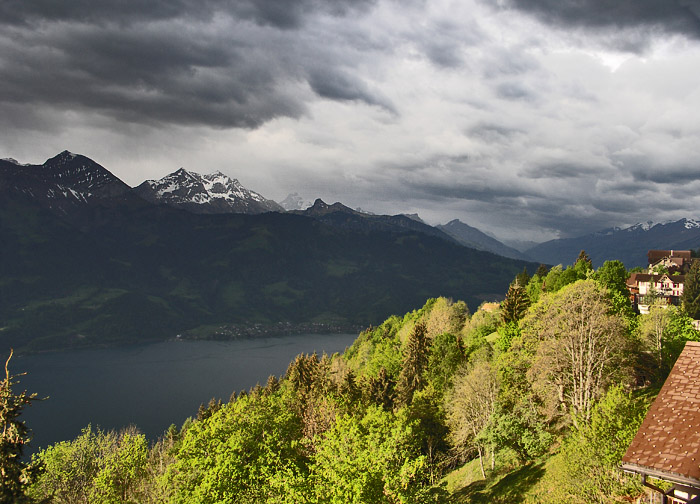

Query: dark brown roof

[648,250,692,263]
[622,341,700,487]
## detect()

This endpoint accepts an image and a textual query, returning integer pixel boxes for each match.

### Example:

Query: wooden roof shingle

[621,341,700,487]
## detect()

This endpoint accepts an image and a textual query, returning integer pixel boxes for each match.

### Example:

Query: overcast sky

[2,0,700,242]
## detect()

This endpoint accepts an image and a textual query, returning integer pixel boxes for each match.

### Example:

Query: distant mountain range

[524,220,700,268]
[0,151,537,351]
[437,220,530,261]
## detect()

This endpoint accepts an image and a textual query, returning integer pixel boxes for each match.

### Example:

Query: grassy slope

[447,454,552,504]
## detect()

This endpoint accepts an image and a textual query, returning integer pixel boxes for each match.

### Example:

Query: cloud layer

[2,0,700,242]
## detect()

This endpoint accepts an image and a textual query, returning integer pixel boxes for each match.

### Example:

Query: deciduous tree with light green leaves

[311,405,446,504]
[170,390,308,504]
[539,386,646,504]
[521,280,631,425]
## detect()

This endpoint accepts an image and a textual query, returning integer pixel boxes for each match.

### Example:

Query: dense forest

[4,253,700,503]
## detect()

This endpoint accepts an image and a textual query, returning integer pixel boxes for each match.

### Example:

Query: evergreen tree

[396,322,429,407]
[0,350,38,503]
[264,374,280,395]
[535,264,549,277]
[501,281,530,324]
[516,267,530,287]
[576,250,593,269]
[682,259,700,319]
[365,368,395,410]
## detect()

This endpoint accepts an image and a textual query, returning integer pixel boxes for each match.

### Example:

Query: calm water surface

[12,334,357,454]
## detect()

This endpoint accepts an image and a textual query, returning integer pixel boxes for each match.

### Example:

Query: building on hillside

[627,273,685,314]
[648,250,694,274]
[621,341,700,504]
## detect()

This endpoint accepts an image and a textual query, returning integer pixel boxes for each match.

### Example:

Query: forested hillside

[6,254,700,503]
[0,195,535,352]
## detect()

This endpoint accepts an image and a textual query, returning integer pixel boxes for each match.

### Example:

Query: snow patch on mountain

[136,168,282,214]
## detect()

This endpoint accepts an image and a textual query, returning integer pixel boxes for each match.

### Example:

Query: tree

[30,425,149,504]
[311,406,445,504]
[638,298,674,370]
[91,427,148,504]
[541,386,646,504]
[446,360,499,478]
[0,350,38,503]
[521,280,631,425]
[170,391,307,503]
[501,281,530,325]
[594,260,628,297]
[682,259,700,319]
[638,304,700,380]
[576,250,593,270]
[515,267,530,287]
[396,322,429,407]
[363,367,395,410]
[30,426,103,504]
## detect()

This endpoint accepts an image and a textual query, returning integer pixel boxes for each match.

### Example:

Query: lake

[10,333,358,454]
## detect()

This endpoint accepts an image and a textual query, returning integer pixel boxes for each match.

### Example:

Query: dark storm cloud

[307,69,397,112]
[0,0,385,129]
[629,165,700,184]
[520,162,607,180]
[418,19,481,68]
[0,0,375,29]
[466,123,525,144]
[495,82,538,102]
[498,0,700,45]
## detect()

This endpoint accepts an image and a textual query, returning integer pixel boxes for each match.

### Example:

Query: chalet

[648,250,694,275]
[621,341,700,504]
[627,273,685,314]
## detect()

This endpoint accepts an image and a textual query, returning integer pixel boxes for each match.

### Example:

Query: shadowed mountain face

[0,151,133,213]
[0,152,539,352]
[437,219,530,261]
[525,220,700,268]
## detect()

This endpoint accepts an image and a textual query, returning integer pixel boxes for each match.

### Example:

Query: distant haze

[2,0,700,241]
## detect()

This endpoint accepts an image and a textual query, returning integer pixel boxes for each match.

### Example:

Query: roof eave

[621,462,700,490]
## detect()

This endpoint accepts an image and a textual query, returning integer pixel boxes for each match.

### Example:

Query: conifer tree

[501,281,530,324]
[516,267,530,287]
[396,322,429,407]
[682,259,700,319]
[576,250,593,269]
[365,368,395,410]
[0,350,37,503]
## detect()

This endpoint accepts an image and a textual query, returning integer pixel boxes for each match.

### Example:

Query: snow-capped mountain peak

[626,221,656,232]
[134,168,282,215]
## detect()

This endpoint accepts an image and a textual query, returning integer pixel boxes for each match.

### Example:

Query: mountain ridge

[437,219,530,261]
[134,167,284,214]
[525,218,700,268]
[0,151,539,352]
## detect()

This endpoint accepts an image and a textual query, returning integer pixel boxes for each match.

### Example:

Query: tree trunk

[478,445,486,479]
